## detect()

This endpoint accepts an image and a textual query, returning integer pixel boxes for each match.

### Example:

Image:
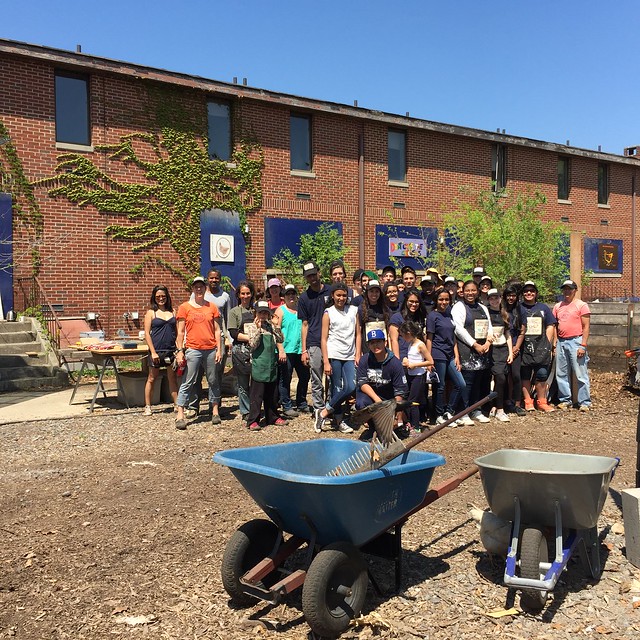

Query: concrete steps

[0,319,69,392]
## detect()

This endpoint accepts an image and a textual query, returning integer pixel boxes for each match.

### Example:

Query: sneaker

[556,402,571,410]
[185,408,199,419]
[248,421,262,431]
[579,405,591,412]
[395,424,411,439]
[435,415,447,426]
[470,410,490,424]
[211,414,221,425]
[336,420,354,434]
[274,417,287,426]
[283,408,300,418]
[313,409,324,433]
[443,411,460,426]
[513,406,527,417]
[459,415,474,427]
[537,401,555,413]
[143,405,152,416]
[524,400,535,412]
[175,418,187,430]
[489,407,497,418]
[495,410,510,422]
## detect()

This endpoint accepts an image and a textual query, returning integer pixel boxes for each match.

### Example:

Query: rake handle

[380,391,498,466]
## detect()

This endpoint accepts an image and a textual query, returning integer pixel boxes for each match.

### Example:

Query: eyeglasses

[285,291,296,296]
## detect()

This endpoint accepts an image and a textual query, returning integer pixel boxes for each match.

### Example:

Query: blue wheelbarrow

[475,449,618,611]
[214,438,475,637]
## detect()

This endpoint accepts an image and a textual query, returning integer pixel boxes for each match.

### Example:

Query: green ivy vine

[0,120,44,275]
[35,83,263,278]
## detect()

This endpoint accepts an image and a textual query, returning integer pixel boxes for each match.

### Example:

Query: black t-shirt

[297,284,331,348]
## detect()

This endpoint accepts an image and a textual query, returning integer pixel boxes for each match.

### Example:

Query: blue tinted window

[207,101,232,161]
[55,72,90,145]
[388,130,406,182]
[290,114,312,171]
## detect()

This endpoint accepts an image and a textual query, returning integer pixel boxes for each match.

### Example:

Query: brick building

[0,38,638,336]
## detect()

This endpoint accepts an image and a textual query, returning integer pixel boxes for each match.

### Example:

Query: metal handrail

[15,276,63,358]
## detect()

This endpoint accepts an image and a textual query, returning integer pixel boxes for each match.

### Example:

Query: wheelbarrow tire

[221,518,282,606]
[302,541,368,637]
[520,527,548,612]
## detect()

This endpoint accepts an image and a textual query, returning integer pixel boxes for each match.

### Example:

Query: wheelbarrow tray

[214,439,445,547]
[475,449,617,530]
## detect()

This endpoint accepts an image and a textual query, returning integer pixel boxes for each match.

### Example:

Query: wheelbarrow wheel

[221,518,282,606]
[302,541,368,637]
[519,527,548,612]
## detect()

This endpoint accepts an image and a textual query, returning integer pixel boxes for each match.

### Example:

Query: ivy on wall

[0,120,44,275]
[34,83,263,279]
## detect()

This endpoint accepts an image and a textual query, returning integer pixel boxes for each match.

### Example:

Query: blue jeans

[236,371,250,416]
[279,353,310,411]
[177,348,219,408]
[556,336,591,407]
[326,359,356,416]
[433,359,468,417]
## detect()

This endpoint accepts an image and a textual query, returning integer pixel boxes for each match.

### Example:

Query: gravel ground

[1,371,640,639]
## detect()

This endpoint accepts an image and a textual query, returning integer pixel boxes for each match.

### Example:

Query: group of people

[142,262,592,434]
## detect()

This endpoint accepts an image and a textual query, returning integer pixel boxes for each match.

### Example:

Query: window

[557,157,570,200]
[598,163,609,205]
[388,129,406,182]
[55,71,90,145]
[491,143,507,191]
[207,100,232,161]
[290,113,312,171]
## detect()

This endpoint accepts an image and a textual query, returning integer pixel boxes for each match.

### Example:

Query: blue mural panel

[200,208,247,287]
[375,223,438,270]
[0,193,13,315]
[584,237,623,274]
[264,218,342,266]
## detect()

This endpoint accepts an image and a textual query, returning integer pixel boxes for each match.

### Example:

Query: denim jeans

[433,359,468,416]
[279,353,310,411]
[236,371,250,416]
[326,358,356,415]
[177,348,219,408]
[556,336,591,407]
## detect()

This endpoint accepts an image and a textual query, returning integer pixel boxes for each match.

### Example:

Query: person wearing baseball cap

[472,267,486,284]
[401,265,417,290]
[174,275,222,430]
[520,280,557,412]
[381,265,397,283]
[244,300,287,431]
[354,328,408,435]
[272,284,310,419]
[298,261,331,416]
[266,277,284,311]
[552,279,591,411]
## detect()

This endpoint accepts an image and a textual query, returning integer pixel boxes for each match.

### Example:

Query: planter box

[117,371,160,407]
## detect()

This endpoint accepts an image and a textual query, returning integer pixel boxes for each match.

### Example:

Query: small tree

[272,222,348,287]
[441,187,569,300]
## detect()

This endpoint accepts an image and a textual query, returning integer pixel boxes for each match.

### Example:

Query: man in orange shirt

[174,276,222,430]
[552,280,591,411]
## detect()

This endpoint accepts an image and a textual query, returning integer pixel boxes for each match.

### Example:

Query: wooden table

[69,345,149,412]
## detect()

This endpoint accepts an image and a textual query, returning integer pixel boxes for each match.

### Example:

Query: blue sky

[3,0,638,154]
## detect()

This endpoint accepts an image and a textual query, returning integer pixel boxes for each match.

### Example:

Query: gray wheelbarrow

[475,449,618,611]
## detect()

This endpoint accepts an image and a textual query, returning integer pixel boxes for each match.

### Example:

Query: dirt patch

[1,372,640,639]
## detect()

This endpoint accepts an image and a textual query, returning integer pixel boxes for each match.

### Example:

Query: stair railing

[15,276,64,361]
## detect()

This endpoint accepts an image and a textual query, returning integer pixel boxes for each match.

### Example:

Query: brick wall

[1,49,638,333]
